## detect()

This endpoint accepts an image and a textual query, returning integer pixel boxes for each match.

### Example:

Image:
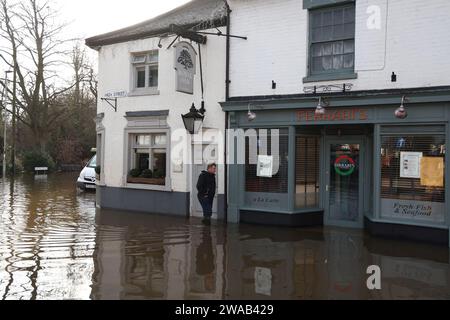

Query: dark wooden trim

[240,210,324,227]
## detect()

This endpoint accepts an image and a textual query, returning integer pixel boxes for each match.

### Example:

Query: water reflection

[1,174,450,300]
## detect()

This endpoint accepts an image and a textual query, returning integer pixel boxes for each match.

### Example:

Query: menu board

[420,157,444,187]
[400,152,423,178]
[257,155,274,178]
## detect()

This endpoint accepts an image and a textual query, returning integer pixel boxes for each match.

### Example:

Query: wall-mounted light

[395,96,408,119]
[315,97,326,116]
[248,104,256,122]
[158,38,163,49]
[182,103,204,134]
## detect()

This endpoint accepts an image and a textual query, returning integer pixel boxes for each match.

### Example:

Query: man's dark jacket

[197,171,216,200]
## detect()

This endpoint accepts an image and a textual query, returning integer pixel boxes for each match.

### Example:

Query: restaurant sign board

[297,108,369,123]
[381,199,445,224]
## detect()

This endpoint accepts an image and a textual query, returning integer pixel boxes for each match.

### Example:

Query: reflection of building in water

[224,226,327,300]
[224,227,372,299]
[90,210,225,300]
[90,210,450,300]
[370,255,450,299]
[186,227,225,300]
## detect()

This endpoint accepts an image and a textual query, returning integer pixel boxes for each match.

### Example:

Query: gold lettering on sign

[297,109,369,122]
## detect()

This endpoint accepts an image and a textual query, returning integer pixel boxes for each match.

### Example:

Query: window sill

[129,88,160,97]
[127,177,166,186]
[124,183,171,192]
[303,72,358,83]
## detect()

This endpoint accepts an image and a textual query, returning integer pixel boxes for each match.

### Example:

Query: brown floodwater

[0,173,449,300]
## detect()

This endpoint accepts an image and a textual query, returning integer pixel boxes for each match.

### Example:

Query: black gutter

[224,0,231,223]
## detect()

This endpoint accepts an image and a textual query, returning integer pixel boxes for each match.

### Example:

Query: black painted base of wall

[98,186,190,217]
[98,186,227,220]
[240,210,324,227]
[365,218,449,246]
[217,195,226,221]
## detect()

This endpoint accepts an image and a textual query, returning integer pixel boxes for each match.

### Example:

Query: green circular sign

[334,155,356,176]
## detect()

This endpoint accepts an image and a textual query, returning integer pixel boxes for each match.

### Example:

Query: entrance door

[325,138,364,228]
[192,144,218,219]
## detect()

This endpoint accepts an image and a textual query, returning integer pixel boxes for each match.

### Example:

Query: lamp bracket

[304,83,353,95]
[320,97,331,108]
[101,98,118,112]
[166,24,247,50]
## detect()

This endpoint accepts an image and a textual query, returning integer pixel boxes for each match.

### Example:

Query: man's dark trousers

[198,196,213,218]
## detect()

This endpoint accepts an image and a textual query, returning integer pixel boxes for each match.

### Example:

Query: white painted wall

[228,0,450,97]
[96,28,226,194]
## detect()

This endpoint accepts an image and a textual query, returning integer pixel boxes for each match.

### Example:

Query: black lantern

[182,103,205,134]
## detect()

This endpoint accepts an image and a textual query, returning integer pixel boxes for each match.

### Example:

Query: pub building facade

[221,0,450,246]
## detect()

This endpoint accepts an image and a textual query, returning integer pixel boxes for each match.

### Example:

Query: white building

[86,0,228,219]
[87,0,450,247]
[222,0,450,247]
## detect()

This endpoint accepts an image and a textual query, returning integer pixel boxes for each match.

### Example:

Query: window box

[127,176,166,186]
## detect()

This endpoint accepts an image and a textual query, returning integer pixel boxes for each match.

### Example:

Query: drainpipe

[224,1,231,223]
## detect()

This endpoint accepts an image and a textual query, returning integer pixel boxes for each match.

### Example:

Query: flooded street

[0,173,450,300]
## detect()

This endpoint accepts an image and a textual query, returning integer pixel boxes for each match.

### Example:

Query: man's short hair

[207,163,217,170]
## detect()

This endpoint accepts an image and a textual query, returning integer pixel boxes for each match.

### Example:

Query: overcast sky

[61,0,190,40]
[0,0,191,77]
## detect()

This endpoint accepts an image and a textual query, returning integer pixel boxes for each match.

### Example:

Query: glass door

[325,138,364,228]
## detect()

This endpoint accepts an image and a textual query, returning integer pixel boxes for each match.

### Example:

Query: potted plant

[140,169,153,179]
[127,168,165,185]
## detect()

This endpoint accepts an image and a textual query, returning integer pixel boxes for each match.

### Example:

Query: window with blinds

[296,135,321,209]
[245,129,289,194]
[381,135,446,203]
[309,3,355,75]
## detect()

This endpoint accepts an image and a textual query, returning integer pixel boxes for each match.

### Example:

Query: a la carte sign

[174,41,197,94]
[297,108,369,122]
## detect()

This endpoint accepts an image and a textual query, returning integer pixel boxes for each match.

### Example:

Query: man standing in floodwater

[196,163,217,225]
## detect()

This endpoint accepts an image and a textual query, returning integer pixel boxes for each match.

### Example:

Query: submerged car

[77,155,97,191]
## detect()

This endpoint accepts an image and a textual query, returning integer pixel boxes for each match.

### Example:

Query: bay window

[128,133,167,186]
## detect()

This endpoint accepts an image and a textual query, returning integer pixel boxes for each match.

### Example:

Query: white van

[77,155,97,191]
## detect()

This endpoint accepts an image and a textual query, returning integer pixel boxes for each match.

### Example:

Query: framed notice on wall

[421,157,445,187]
[400,152,423,178]
[257,155,274,178]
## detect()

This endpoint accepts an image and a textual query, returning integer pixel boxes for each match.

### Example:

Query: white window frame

[124,128,171,192]
[130,51,160,96]
[130,133,167,174]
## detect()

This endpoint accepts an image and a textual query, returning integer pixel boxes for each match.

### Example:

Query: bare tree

[70,42,97,105]
[0,0,76,152]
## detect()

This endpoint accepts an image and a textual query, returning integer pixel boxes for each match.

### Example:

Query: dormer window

[132,51,159,91]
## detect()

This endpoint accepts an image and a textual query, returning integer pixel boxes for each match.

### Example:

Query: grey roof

[86,0,228,48]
